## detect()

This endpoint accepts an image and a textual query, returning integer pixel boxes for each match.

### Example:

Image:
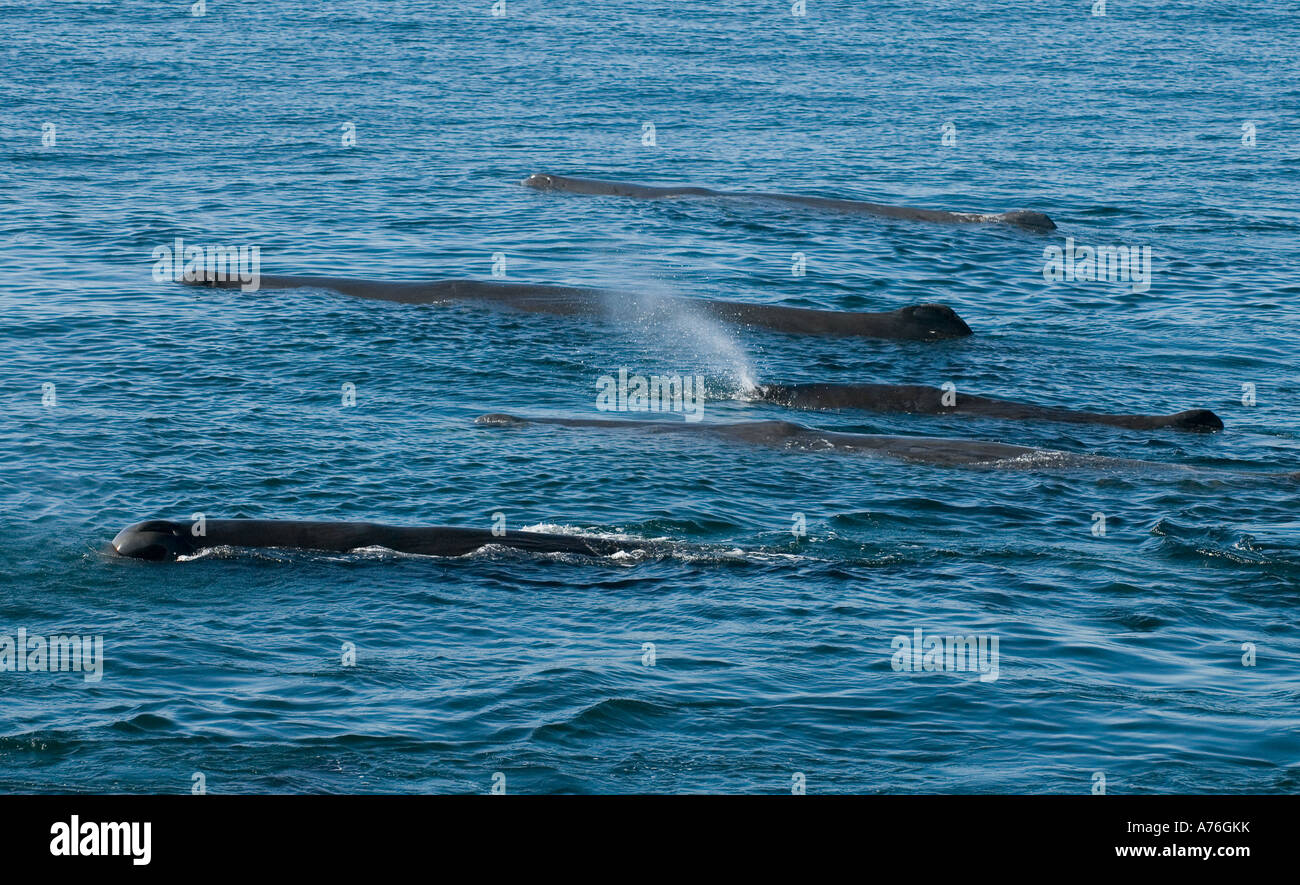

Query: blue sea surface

[1,0,1298,793]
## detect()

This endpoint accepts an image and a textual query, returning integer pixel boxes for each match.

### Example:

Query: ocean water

[1,0,1298,794]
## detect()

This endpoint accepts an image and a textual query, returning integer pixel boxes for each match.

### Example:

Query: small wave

[530,697,679,741]
[109,713,177,734]
[168,532,818,568]
[1152,518,1300,568]
[517,522,670,543]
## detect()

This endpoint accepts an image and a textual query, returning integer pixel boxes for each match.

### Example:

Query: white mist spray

[595,282,759,398]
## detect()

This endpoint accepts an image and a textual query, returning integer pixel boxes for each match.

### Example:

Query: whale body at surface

[187,273,973,341]
[111,519,652,561]
[476,413,1294,481]
[754,383,1224,432]
[522,173,1056,232]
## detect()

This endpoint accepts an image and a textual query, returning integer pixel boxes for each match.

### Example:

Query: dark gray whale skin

[477,414,1298,481]
[522,173,1056,233]
[188,274,972,341]
[111,519,649,561]
[475,413,1151,469]
[755,383,1224,432]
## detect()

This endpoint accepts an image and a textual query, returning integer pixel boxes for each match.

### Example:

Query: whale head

[475,413,530,427]
[1168,409,1224,432]
[112,520,197,561]
[894,304,973,340]
[999,210,1056,232]
[521,173,560,191]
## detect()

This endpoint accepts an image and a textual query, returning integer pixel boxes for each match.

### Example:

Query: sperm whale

[753,383,1224,432]
[475,413,1157,470]
[111,518,657,561]
[476,413,1293,480]
[187,273,973,341]
[521,173,1056,232]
